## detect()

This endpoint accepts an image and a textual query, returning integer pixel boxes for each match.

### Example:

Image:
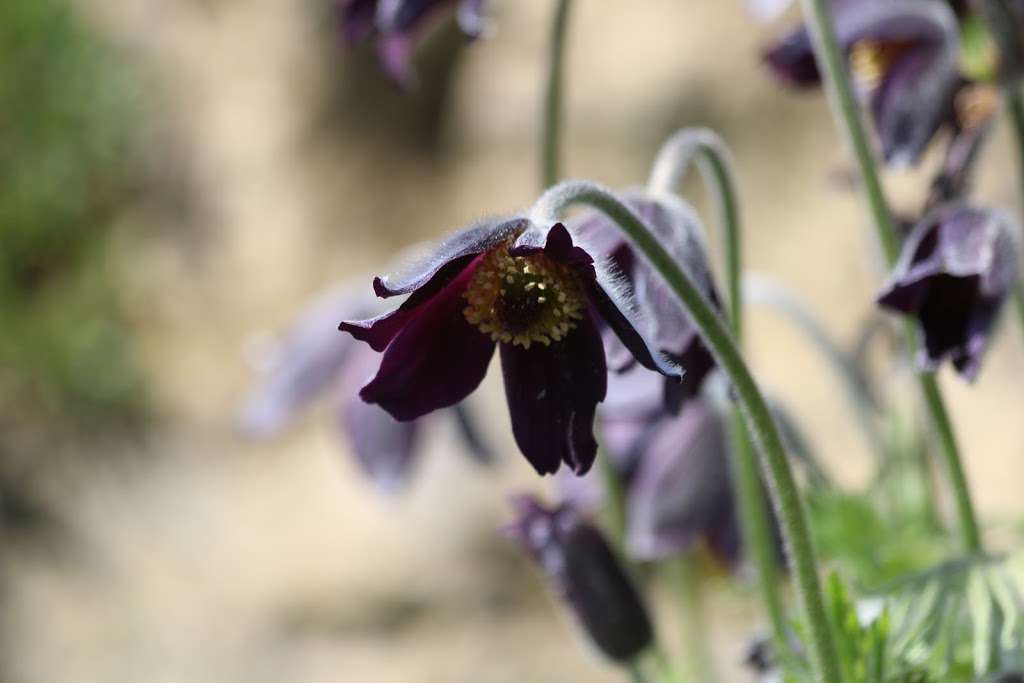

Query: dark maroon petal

[625,402,734,561]
[373,217,526,298]
[500,316,607,476]
[341,390,421,493]
[359,263,496,420]
[763,25,821,87]
[510,222,595,272]
[340,219,521,351]
[871,47,959,167]
[585,281,680,379]
[505,496,654,663]
[662,340,716,415]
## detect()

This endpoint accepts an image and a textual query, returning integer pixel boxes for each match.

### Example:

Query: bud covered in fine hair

[505,495,653,663]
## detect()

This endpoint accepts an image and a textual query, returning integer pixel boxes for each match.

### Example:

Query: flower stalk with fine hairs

[531,180,844,683]
[796,0,983,556]
[645,128,792,667]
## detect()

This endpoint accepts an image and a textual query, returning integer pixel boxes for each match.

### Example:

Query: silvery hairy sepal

[505,495,654,664]
[877,204,1020,380]
[573,191,722,413]
[238,284,491,493]
[764,0,961,167]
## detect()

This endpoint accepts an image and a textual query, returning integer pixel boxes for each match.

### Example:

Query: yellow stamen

[463,240,586,348]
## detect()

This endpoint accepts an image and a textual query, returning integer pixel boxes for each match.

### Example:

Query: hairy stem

[533,181,844,683]
[541,0,572,188]
[646,128,790,664]
[648,128,743,336]
[796,0,982,554]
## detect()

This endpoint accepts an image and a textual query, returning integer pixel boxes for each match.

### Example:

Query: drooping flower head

[239,284,491,493]
[505,495,654,663]
[339,218,678,476]
[764,0,962,166]
[877,204,1020,380]
[339,0,490,85]
[575,193,721,413]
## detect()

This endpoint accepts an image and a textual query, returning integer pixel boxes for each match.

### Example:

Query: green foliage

[0,0,146,432]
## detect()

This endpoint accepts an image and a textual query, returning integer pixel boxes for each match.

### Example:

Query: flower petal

[625,402,734,561]
[500,315,607,476]
[373,217,526,298]
[359,262,496,420]
[341,390,421,493]
[239,286,367,438]
[871,47,959,167]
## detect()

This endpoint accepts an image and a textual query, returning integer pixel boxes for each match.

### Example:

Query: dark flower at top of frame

[504,495,654,663]
[877,203,1019,380]
[339,218,679,477]
[339,0,490,86]
[574,192,721,414]
[239,285,491,493]
[763,0,962,166]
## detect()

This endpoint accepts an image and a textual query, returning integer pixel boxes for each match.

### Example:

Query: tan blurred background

[2,1,1024,681]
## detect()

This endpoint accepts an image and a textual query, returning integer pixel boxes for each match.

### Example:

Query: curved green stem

[647,128,743,337]
[727,410,791,659]
[645,128,791,665]
[796,0,982,554]
[541,0,572,188]
[919,373,981,551]
[532,181,844,683]
[1002,85,1024,337]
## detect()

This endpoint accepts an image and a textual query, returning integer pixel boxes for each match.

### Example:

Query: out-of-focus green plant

[0,0,146,434]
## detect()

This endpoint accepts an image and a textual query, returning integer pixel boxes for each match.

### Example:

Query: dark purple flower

[625,400,743,564]
[764,0,961,166]
[575,193,721,413]
[339,219,678,476]
[339,0,489,85]
[239,285,491,493]
[505,495,654,663]
[556,368,789,569]
[877,204,1020,379]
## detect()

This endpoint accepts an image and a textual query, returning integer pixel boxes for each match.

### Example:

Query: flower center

[463,243,586,349]
[848,40,909,92]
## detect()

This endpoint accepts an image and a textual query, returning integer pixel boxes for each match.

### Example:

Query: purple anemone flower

[877,204,1020,380]
[505,495,654,663]
[764,0,961,166]
[574,193,721,413]
[239,285,491,493]
[339,219,679,477]
[339,0,489,85]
